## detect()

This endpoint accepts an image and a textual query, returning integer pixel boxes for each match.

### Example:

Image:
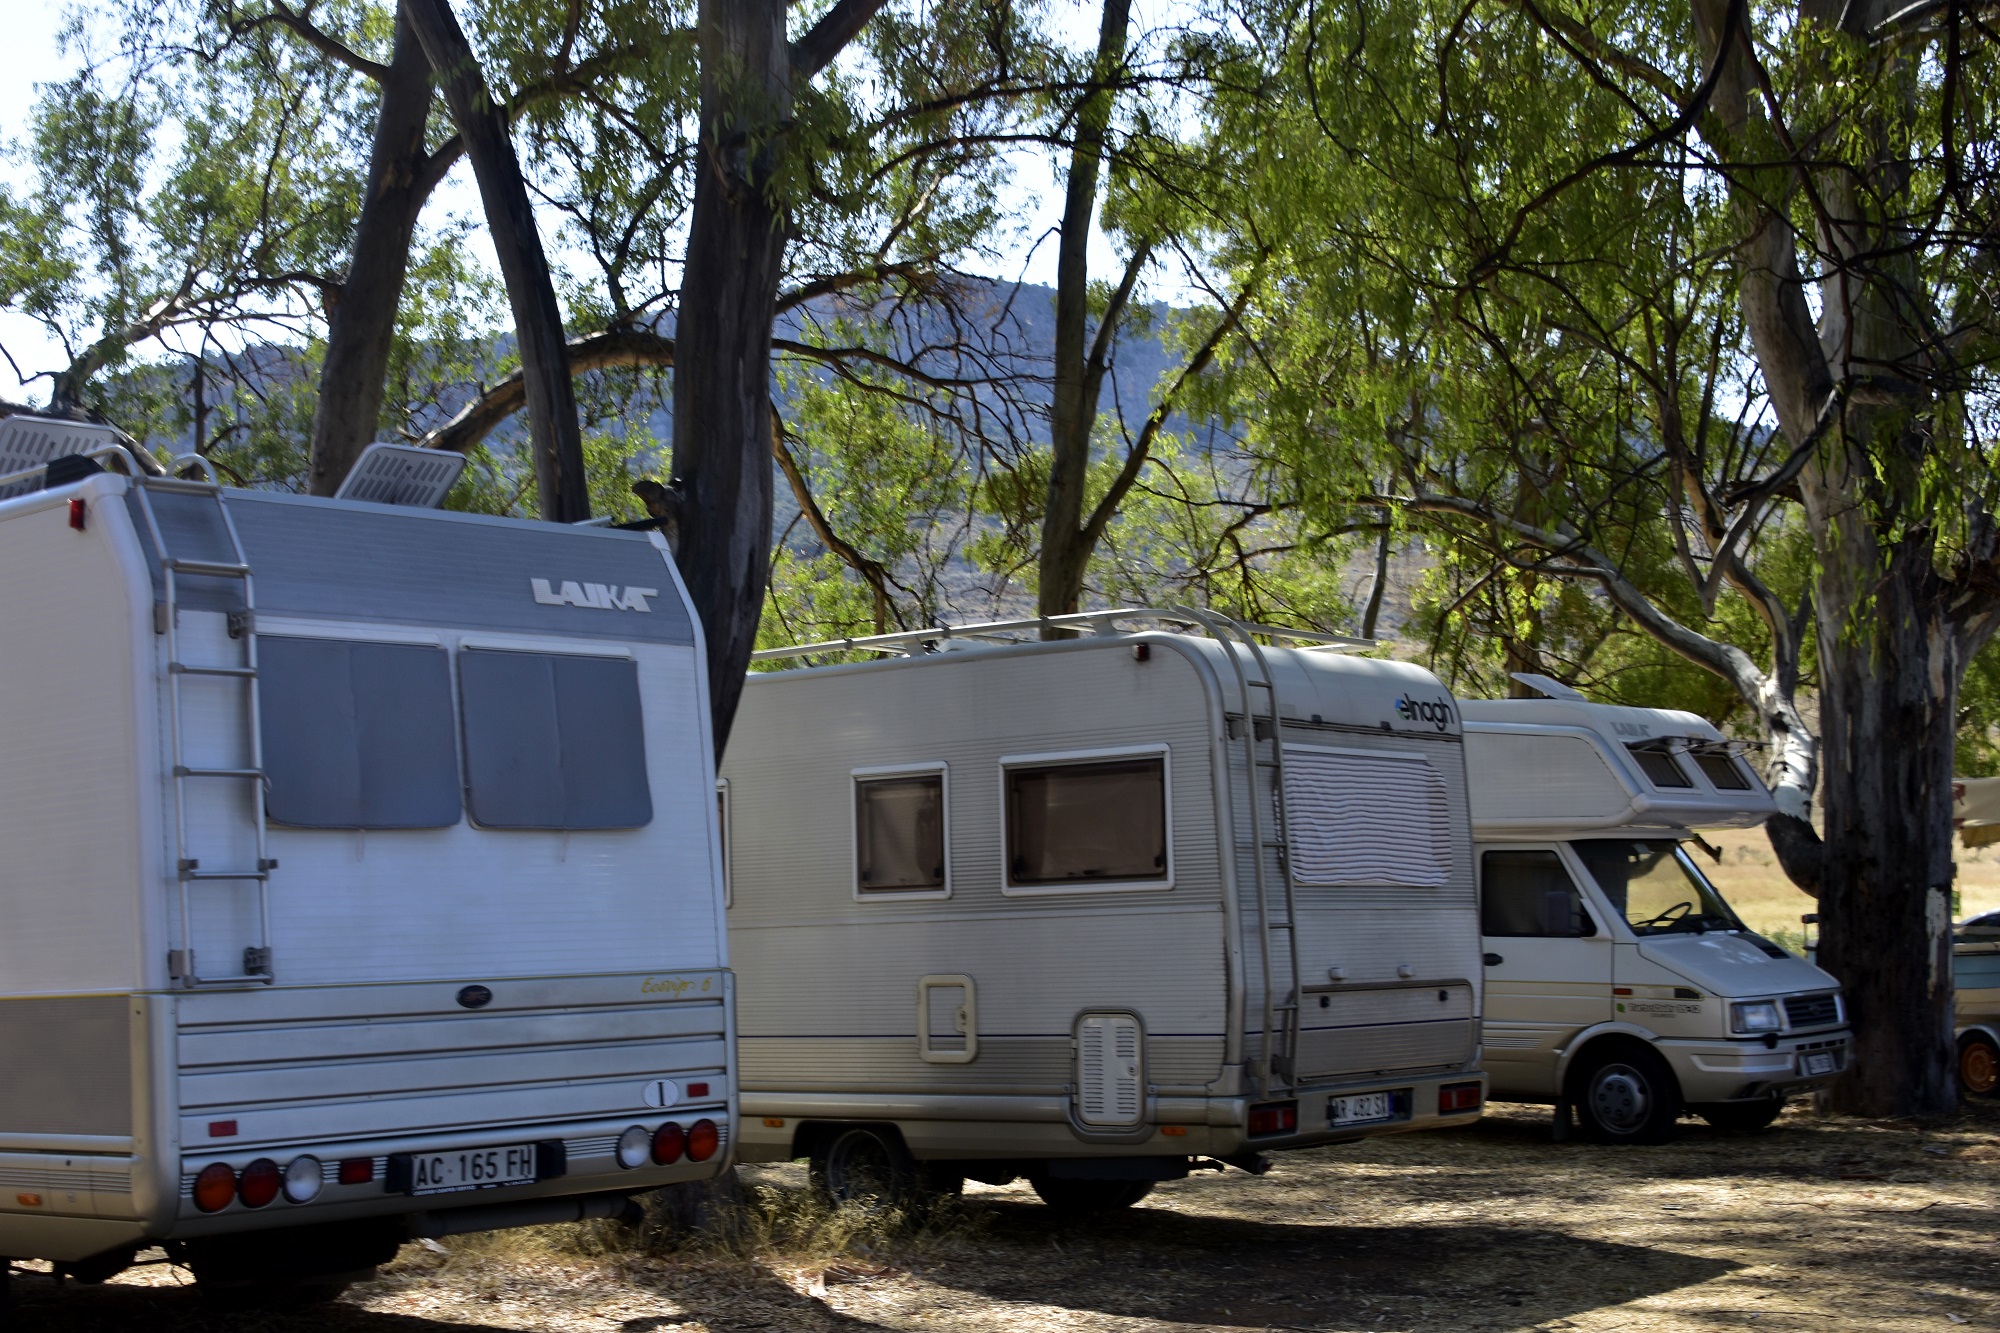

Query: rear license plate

[1328,1092,1395,1126]
[1799,1051,1837,1077]
[400,1144,538,1196]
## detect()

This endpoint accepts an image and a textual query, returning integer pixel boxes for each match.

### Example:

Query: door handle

[1483,952,1503,966]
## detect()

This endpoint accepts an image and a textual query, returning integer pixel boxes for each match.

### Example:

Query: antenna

[333,443,467,508]
[0,415,124,500]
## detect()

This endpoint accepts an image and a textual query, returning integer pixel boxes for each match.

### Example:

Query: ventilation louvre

[1076,1012,1143,1126]
[0,415,123,499]
[333,443,466,508]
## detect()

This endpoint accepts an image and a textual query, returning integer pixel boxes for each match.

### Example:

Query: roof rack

[750,606,1374,665]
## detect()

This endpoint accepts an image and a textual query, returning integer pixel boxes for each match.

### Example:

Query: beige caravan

[720,610,1488,1212]
[1465,683,1849,1143]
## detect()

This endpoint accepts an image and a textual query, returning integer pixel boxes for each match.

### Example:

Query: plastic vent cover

[333,442,466,508]
[1076,1012,1143,1126]
[1283,747,1452,887]
[0,415,122,500]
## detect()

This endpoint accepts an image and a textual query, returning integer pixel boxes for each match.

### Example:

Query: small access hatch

[1075,1012,1144,1127]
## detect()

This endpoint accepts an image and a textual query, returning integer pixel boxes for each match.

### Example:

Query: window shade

[1007,756,1167,886]
[856,773,945,890]
[259,637,461,829]
[1282,748,1450,887]
[459,649,651,830]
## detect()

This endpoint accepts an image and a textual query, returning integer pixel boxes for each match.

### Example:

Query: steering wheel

[1633,901,1695,930]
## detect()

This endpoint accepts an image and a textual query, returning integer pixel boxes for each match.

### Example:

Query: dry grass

[13,1101,2000,1332]
[1699,827,2000,947]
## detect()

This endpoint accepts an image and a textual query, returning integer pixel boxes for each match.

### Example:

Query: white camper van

[720,610,1488,1212]
[0,425,733,1301]
[1463,686,1850,1143]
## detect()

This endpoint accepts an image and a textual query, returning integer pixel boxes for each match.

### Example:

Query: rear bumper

[1662,1030,1850,1102]
[739,1069,1488,1164]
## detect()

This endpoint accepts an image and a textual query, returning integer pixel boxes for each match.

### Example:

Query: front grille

[1784,993,1840,1028]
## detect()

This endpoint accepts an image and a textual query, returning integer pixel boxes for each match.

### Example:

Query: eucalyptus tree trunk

[308,6,433,495]
[1037,0,1132,626]
[671,0,789,758]
[404,0,589,522]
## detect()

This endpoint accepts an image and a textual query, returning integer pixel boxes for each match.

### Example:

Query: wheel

[1960,1034,2000,1098]
[1696,1098,1786,1132]
[810,1126,919,1209]
[1025,1174,1154,1215]
[1570,1044,1683,1145]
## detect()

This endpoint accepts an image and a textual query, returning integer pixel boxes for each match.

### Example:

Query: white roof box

[1461,697,1775,837]
[333,442,467,508]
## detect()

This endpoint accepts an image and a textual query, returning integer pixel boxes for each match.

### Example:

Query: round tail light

[651,1121,685,1165]
[238,1158,282,1208]
[283,1155,323,1203]
[686,1118,718,1163]
[192,1162,237,1213]
[617,1125,652,1169]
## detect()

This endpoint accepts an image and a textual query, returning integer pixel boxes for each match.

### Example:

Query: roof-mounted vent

[0,415,123,500]
[333,443,466,508]
[1508,672,1586,701]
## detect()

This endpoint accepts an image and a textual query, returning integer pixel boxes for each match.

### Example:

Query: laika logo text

[1394,693,1455,731]
[531,577,657,612]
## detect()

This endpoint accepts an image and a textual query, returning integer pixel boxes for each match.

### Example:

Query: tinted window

[856,773,945,891]
[1693,750,1752,790]
[259,637,460,829]
[459,650,651,830]
[1007,757,1167,886]
[1627,742,1693,788]
[1481,850,1594,937]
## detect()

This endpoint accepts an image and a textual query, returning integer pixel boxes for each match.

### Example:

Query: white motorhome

[1464,685,1850,1143]
[720,610,1488,1213]
[0,424,733,1302]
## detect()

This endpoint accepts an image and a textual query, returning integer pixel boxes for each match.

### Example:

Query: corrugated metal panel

[1075,1013,1143,1126]
[1293,982,1476,1080]
[0,998,133,1138]
[1282,747,1451,887]
[1463,731,1630,825]
[126,489,694,644]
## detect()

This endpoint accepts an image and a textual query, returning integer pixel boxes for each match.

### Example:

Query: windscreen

[1571,839,1744,935]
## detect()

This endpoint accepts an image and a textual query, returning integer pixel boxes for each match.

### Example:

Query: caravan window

[1693,747,1753,790]
[259,637,460,829]
[854,767,947,894]
[458,649,652,830]
[1481,850,1595,937]
[1626,741,1693,788]
[1005,752,1169,890]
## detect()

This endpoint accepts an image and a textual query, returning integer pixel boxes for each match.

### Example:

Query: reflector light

[283,1156,324,1203]
[686,1118,719,1163]
[1160,1125,1188,1137]
[651,1121,685,1165]
[193,1162,237,1213]
[337,1157,375,1186]
[238,1158,282,1208]
[1247,1101,1298,1136]
[16,1193,42,1207]
[617,1125,652,1169]
[687,1082,710,1098]
[1439,1082,1483,1115]
[68,498,85,530]
[208,1120,238,1138]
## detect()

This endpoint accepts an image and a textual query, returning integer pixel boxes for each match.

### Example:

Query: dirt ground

[10,1099,1999,1333]
[1687,828,2000,944]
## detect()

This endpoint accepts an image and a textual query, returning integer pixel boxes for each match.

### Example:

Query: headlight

[1731,1000,1784,1034]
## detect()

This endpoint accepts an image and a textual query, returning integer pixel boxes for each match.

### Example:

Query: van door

[1479,846,1613,1098]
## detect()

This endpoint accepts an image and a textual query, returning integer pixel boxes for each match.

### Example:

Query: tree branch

[790,0,892,82]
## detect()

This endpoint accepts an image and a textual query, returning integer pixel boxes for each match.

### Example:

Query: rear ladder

[131,476,275,988]
[1173,607,1303,1099]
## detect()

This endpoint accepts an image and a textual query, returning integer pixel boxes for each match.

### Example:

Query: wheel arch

[1552,1022,1665,1093]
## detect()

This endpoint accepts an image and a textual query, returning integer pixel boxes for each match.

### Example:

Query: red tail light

[1247,1101,1298,1136]
[687,1118,719,1162]
[238,1158,282,1208]
[338,1157,375,1185]
[68,498,86,531]
[1439,1081,1483,1115]
[193,1162,237,1213]
[651,1122,685,1165]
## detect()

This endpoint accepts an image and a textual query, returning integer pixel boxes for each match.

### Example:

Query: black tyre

[1696,1097,1786,1133]
[810,1126,920,1209]
[1025,1175,1154,1215]
[1571,1044,1683,1145]
[1960,1034,2000,1098]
